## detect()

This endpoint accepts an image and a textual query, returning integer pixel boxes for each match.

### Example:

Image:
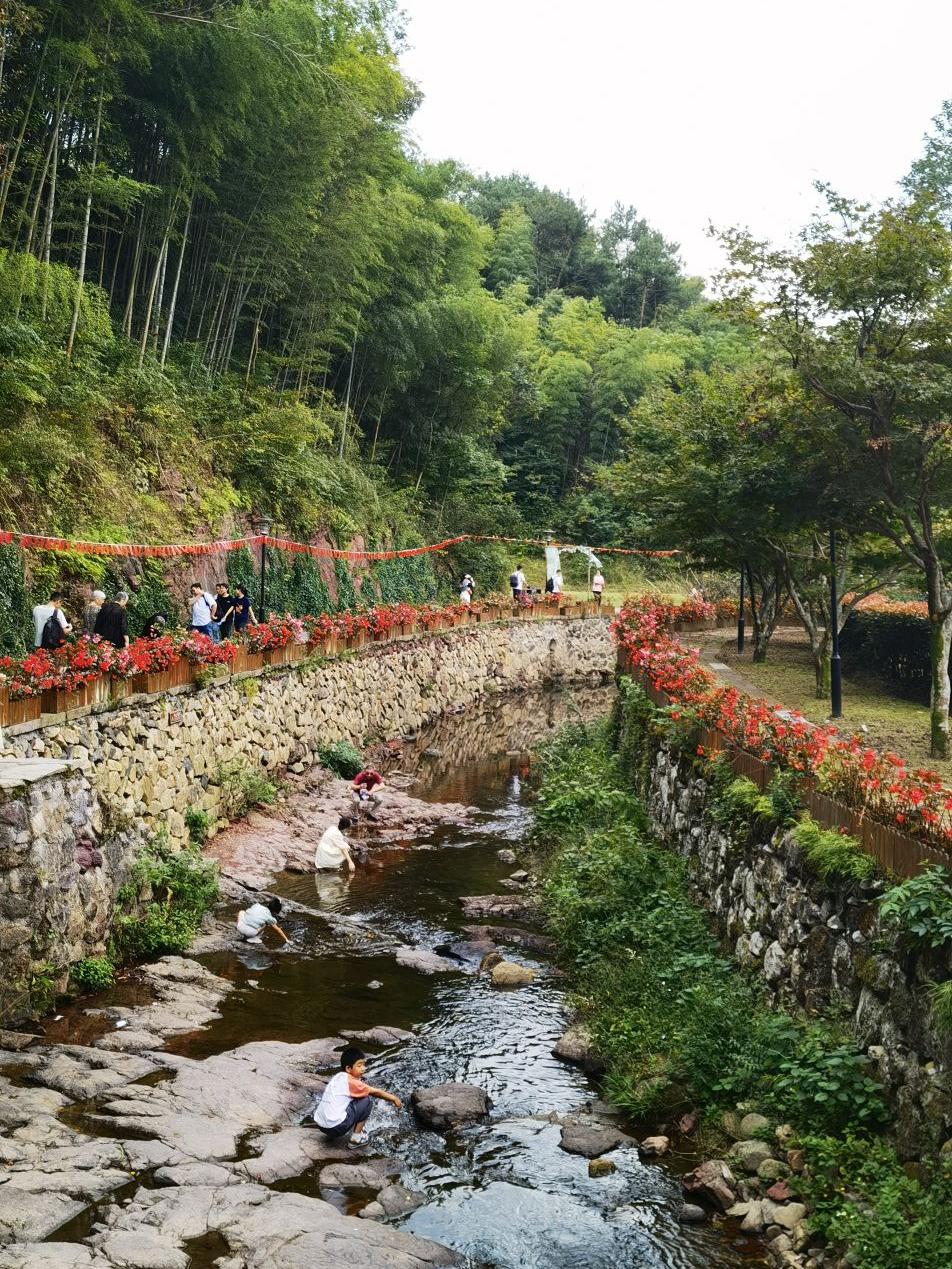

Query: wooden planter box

[232,648,265,674]
[40,681,97,714]
[263,644,295,667]
[0,690,41,727]
[675,619,718,633]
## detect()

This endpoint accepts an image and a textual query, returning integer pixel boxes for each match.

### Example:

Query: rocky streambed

[0,687,769,1268]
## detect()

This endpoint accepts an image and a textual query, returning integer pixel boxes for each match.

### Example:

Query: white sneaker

[348,1132,369,1149]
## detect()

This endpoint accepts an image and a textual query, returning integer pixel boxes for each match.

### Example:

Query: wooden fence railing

[624,660,951,880]
[1,602,607,731]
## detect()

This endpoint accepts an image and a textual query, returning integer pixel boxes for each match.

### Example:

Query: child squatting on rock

[312,1045,403,1148]
[235,897,291,947]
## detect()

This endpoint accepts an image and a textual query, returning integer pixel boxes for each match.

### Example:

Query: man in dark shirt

[94,592,130,649]
[213,582,236,639]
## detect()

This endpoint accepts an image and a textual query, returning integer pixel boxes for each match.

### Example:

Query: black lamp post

[737,564,746,654]
[829,528,842,718]
[256,516,271,620]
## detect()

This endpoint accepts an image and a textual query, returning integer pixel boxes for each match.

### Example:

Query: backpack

[509,572,519,588]
[545,577,554,593]
[41,609,66,650]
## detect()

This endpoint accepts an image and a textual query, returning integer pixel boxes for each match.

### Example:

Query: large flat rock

[91,1184,458,1268]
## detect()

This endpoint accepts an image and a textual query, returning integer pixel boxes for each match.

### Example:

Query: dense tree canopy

[0,0,709,565]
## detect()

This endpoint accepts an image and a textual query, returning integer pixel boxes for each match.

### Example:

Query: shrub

[113,837,219,963]
[29,961,58,1016]
[878,866,952,949]
[184,805,211,846]
[793,816,876,882]
[802,1134,952,1269]
[766,1027,888,1133]
[70,956,115,994]
[215,759,278,818]
[710,775,774,834]
[768,768,804,826]
[929,979,952,1036]
[317,740,364,779]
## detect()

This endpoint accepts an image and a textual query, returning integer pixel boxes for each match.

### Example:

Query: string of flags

[0,529,679,561]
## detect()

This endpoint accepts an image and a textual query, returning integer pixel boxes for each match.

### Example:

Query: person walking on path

[591,569,605,608]
[189,583,220,642]
[33,591,71,649]
[94,592,130,648]
[83,591,105,636]
[213,583,236,639]
[232,584,256,634]
[509,564,526,601]
[312,1045,403,1148]
[235,897,291,946]
[314,816,357,873]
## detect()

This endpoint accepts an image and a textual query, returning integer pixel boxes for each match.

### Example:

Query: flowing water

[161,685,765,1269]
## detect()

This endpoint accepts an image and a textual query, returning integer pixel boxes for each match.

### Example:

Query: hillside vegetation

[0,0,747,619]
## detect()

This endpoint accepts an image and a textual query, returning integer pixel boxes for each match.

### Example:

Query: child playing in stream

[313,1045,403,1148]
[235,897,291,947]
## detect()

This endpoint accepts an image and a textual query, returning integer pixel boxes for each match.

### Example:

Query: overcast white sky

[398,0,952,282]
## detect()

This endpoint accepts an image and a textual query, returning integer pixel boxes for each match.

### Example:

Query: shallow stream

[162,685,765,1269]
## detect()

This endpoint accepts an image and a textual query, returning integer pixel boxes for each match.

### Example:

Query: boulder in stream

[458,894,538,922]
[681,1159,738,1211]
[490,961,536,988]
[411,1083,491,1131]
[395,947,463,975]
[559,1122,626,1158]
[87,1183,459,1268]
[359,1183,426,1221]
[341,1027,415,1046]
[552,1024,602,1073]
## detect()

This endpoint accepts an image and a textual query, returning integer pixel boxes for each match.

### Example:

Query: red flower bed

[613,596,952,850]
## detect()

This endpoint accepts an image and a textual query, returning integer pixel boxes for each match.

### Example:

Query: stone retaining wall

[647,744,952,1158]
[0,618,612,1017]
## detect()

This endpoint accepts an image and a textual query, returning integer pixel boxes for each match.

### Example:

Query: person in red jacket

[351,768,383,819]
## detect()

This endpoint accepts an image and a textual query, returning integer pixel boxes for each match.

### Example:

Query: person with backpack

[189,583,220,642]
[509,564,526,601]
[33,591,71,649]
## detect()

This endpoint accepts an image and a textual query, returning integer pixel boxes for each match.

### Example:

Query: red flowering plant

[303,613,338,644]
[613,595,952,852]
[416,603,446,630]
[107,635,180,679]
[245,616,306,652]
[0,653,41,698]
[177,632,236,666]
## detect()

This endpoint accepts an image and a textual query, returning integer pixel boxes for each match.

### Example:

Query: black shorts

[316,1095,373,1139]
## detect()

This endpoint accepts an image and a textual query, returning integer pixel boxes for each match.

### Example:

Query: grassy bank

[691,628,952,780]
[531,702,952,1269]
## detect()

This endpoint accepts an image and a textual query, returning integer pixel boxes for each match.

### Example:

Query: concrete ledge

[0,757,74,790]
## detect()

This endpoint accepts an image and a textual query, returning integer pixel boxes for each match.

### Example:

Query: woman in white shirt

[314,817,356,873]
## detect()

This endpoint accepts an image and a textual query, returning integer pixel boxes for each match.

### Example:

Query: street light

[255,515,271,620]
[829,528,842,718]
[737,564,746,654]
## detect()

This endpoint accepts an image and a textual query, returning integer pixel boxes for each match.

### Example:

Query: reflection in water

[313,871,354,911]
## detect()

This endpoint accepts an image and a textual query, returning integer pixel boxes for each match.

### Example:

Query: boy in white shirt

[313,1046,403,1148]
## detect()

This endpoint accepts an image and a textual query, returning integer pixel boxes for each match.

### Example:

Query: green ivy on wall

[0,545,30,654]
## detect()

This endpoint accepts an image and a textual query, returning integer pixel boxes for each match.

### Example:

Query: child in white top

[313,1046,403,1147]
